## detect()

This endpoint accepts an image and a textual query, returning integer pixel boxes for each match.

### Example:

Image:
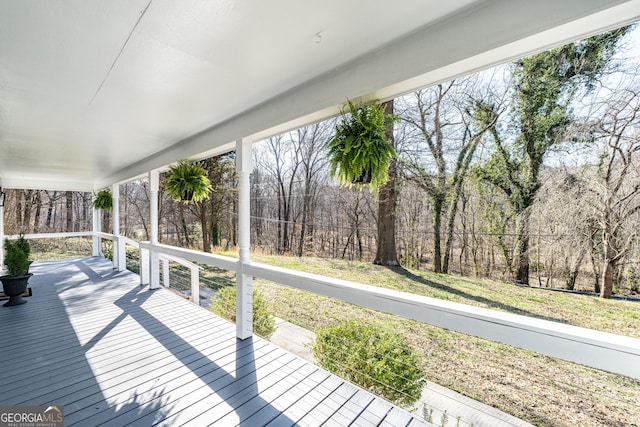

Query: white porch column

[149,170,160,289]
[236,138,253,340]
[92,202,101,257]
[112,184,126,271]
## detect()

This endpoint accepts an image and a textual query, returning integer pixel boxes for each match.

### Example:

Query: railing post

[236,138,253,339]
[191,265,200,306]
[162,257,170,288]
[92,204,101,257]
[140,243,149,286]
[149,170,160,289]
[117,236,127,272]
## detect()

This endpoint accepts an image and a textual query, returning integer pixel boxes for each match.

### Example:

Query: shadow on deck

[0,257,428,426]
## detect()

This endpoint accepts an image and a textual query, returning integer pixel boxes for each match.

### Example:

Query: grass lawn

[210,251,640,427]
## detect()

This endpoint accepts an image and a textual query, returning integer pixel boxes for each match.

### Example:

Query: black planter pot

[353,168,372,184]
[1,274,32,307]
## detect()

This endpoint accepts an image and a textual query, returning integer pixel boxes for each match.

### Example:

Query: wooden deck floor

[0,257,429,426]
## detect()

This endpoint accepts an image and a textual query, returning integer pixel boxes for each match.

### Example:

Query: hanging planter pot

[327,100,397,191]
[163,160,212,203]
[181,188,194,201]
[92,189,113,211]
[354,168,372,185]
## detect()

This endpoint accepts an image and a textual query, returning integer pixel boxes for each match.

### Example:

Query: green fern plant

[92,189,113,212]
[327,100,398,191]
[163,160,212,203]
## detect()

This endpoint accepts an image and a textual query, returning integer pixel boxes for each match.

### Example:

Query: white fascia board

[0,177,95,192]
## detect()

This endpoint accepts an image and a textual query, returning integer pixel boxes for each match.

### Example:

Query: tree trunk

[22,190,34,231]
[179,204,190,247]
[373,100,399,266]
[565,249,585,290]
[432,196,444,273]
[200,202,211,253]
[33,191,42,233]
[65,191,73,232]
[46,191,57,230]
[601,259,615,299]
[298,183,312,257]
[514,209,531,284]
[374,158,399,266]
[212,222,221,246]
[15,192,23,230]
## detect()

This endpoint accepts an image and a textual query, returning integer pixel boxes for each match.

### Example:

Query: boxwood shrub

[311,320,426,407]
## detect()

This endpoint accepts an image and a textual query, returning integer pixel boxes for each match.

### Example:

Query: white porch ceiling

[1,0,639,191]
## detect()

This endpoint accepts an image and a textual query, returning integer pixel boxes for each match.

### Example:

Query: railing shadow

[43,257,296,425]
[0,259,175,427]
[388,266,570,324]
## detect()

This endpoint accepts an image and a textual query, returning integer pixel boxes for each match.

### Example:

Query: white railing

[6,231,94,240]
[12,231,640,380]
[159,253,200,304]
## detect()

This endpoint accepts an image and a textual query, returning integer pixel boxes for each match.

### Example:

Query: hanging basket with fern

[327,100,397,191]
[92,189,113,212]
[163,160,212,203]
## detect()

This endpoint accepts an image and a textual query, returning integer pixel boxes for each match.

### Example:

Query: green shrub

[4,237,31,277]
[311,320,426,407]
[209,286,276,338]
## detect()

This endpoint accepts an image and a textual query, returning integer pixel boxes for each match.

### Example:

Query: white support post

[140,244,149,286]
[191,266,200,305]
[117,236,127,272]
[92,204,101,257]
[112,184,120,270]
[149,170,160,289]
[236,138,253,340]
[162,258,170,288]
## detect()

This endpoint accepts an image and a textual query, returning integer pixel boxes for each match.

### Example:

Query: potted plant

[1,235,32,307]
[327,100,398,191]
[163,160,212,203]
[92,189,113,211]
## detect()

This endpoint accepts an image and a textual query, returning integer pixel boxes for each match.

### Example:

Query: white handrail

[244,261,640,380]
[122,236,139,249]
[93,231,116,241]
[15,231,640,380]
[6,231,93,240]
[139,242,238,271]
[133,240,640,379]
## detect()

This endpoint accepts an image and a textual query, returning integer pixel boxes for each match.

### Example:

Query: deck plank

[0,257,429,426]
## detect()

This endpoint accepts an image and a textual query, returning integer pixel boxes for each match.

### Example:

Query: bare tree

[587,84,640,298]
[258,134,303,254]
[399,77,498,273]
[296,123,331,256]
